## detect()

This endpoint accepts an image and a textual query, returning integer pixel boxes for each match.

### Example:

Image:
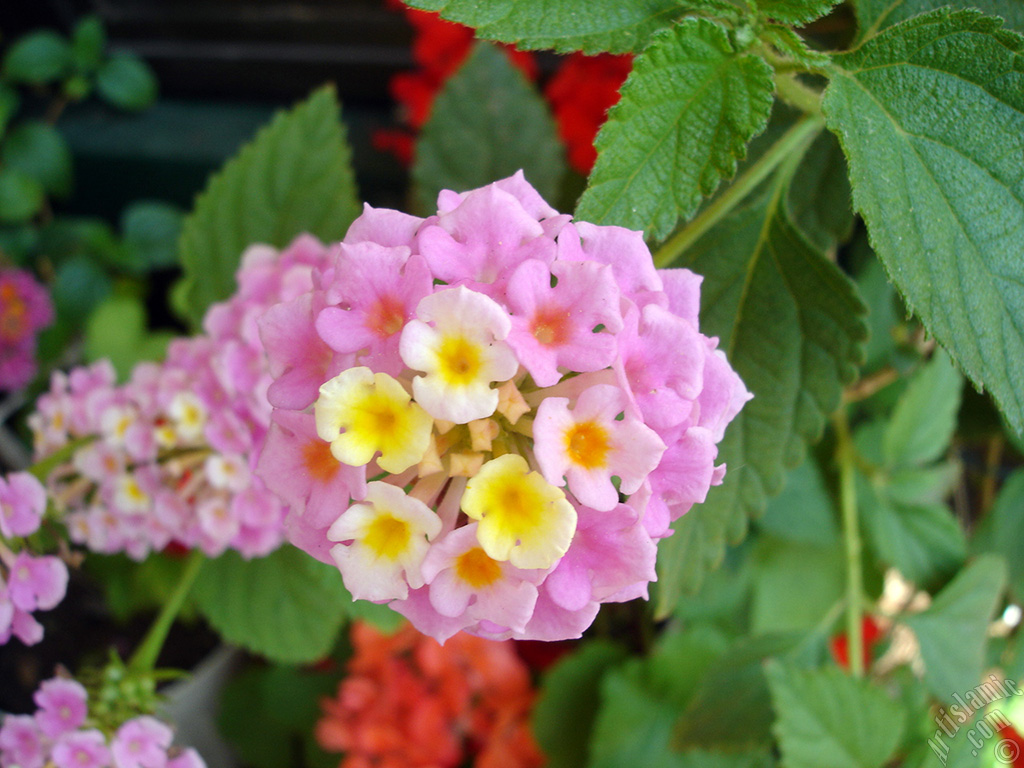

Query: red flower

[543,52,632,175]
[829,616,884,670]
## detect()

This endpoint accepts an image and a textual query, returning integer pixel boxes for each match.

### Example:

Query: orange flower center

[455,546,503,588]
[564,421,610,470]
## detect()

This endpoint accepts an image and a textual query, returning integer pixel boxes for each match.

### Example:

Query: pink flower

[0,715,45,768]
[33,677,88,738]
[111,717,173,768]
[52,730,111,768]
[0,268,54,391]
[0,472,47,539]
[6,552,68,613]
[256,173,749,642]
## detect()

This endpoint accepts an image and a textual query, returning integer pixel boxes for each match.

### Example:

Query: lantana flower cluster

[0,267,55,391]
[0,675,204,768]
[29,237,333,561]
[316,621,543,768]
[258,172,750,642]
[0,471,67,646]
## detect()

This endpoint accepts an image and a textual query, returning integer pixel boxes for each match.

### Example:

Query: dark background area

[0,0,415,217]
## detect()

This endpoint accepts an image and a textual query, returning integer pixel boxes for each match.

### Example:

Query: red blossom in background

[998,723,1024,768]
[829,615,884,671]
[375,2,630,174]
[543,52,632,175]
[316,622,545,768]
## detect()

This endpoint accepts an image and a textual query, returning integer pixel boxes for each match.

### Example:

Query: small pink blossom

[0,472,47,539]
[111,717,173,768]
[52,729,111,768]
[33,677,88,738]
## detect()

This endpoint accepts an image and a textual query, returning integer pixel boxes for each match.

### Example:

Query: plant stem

[833,406,865,678]
[775,73,824,117]
[653,115,823,268]
[128,549,205,673]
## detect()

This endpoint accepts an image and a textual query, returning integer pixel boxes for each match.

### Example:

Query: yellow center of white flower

[363,514,411,560]
[315,367,432,474]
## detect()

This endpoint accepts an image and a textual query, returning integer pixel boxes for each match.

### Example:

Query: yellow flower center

[437,335,483,386]
[455,547,503,588]
[564,421,611,470]
[363,515,410,559]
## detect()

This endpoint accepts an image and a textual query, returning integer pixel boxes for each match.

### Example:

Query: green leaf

[84,294,166,379]
[412,43,565,215]
[785,129,853,253]
[822,10,1024,434]
[219,663,337,768]
[761,26,832,70]
[657,169,867,607]
[120,201,184,272]
[401,0,686,54]
[193,546,351,664]
[757,456,840,545]
[855,0,1024,39]
[972,470,1024,602]
[751,537,845,634]
[860,481,966,589]
[883,350,963,467]
[904,554,1008,701]
[575,19,774,240]
[0,84,20,137]
[177,86,359,330]
[533,641,628,768]
[96,53,158,111]
[767,661,905,768]
[755,0,842,25]
[674,634,805,750]
[2,121,73,197]
[0,167,44,224]
[854,244,901,373]
[71,16,106,73]
[3,30,71,84]
[51,255,112,322]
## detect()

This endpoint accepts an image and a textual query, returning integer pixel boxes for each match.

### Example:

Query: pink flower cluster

[257,172,750,642]
[29,237,334,560]
[0,267,54,391]
[0,471,68,646]
[0,676,204,768]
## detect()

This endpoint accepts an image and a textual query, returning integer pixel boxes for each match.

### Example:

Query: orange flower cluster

[316,622,545,768]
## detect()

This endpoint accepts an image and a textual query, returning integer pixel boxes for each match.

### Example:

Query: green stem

[834,407,865,678]
[128,549,205,673]
[653,115,823,268]
[776,73,824,117]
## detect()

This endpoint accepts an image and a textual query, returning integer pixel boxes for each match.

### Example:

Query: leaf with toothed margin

[655,165,867,613]
[176,86,359,331]
[401,0,687,54]
[823,9,1024,435]
[575,18,775,241]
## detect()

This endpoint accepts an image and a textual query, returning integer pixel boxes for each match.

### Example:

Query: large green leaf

[2,121,73,197]
[756,0,843,25]
[972,470,1024,602]
[401,0,685,54]
[412,43,564,216]
[823,10,1024,434]
[883,350,963,468]
[657,166,867,608]
[903,554,1008,701]
[750,537,845,634]
[860,482,966,590]
[533,641,628,768]
[193,546,352,664]
[855,0,1024,39]
[176,86,359,329]
[575,19,774,240]
[767,662,905,768]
